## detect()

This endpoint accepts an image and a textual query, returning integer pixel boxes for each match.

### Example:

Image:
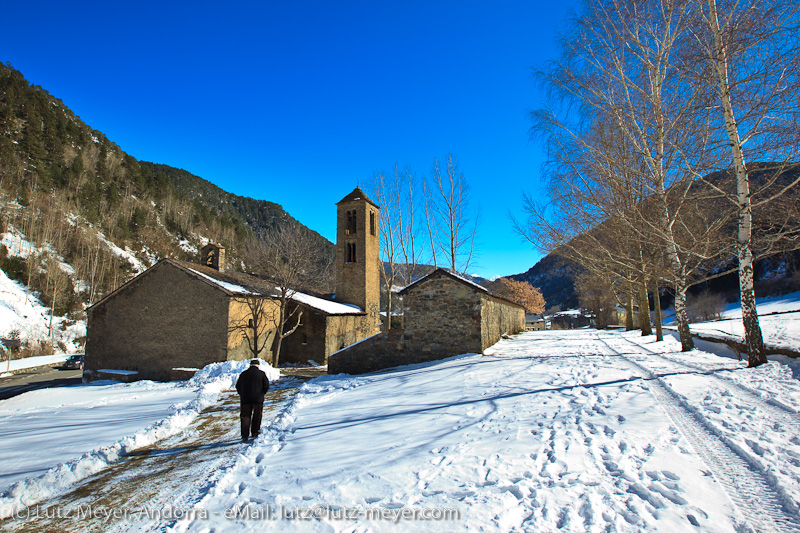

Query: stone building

[85,188,380,381]
[329,268,525,374]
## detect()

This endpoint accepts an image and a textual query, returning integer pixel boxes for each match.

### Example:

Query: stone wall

[86,262,231,381]
[402,275,483,355]
[329,330,453,374]
[324,314,368,359]
[480,295,525,350]
[226,297,279,362]
[280,306,328,364]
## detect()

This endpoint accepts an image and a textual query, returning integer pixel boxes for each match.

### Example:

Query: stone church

[329,268,525,374]
[84,187,381,381]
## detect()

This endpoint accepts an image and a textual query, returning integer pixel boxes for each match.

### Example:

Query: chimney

[200,243,226,271]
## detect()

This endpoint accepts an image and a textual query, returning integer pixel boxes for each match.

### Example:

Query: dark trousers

[240,402,264,440]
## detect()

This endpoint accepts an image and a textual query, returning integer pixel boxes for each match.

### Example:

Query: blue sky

[1,1,576,279]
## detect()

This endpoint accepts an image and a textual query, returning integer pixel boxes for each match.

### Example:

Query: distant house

[549,310,592,329]
[85,188,381,381]
[526,313,547,330]
[329,268,525,374]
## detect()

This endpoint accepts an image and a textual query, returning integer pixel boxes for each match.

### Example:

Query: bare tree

[371,168,401,331]
[575,270,619,329]
[520,0,734,351]
[690,0,800,366]
[228,293,277,361]
[370,165,425,330]
[426,155,479,275]
[248,225,329,367]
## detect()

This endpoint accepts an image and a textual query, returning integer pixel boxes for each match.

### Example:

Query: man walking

[235,359,270,442]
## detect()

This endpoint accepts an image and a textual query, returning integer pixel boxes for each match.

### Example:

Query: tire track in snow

[596,333,800,533]
[615,334,800,422]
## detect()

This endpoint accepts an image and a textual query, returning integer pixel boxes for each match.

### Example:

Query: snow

[97,369,139,376]
[0,265,85,353]
[2,299,800,530]
[665,291,800,353]
[0,354,70,374]
[177,239,197,255]
[158,330,799,533]
[184,267,257,295]
[290,290,363,315]
[0,359,279,519]
[95,230,146,273]
[1,227,35,258]
[184,265,363,314]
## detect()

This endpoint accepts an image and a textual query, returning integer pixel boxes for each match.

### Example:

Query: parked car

[62,355,84,370]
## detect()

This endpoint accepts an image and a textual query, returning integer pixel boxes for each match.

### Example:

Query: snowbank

[0,354,71,375]
[0,359,279,519]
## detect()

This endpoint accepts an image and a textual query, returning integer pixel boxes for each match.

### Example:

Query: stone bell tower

[335,187,380,333]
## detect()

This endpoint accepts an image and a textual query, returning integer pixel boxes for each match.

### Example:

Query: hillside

[513,165,800,311]
[0,62,332,355]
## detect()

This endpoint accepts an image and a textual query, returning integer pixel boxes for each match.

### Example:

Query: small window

[346,242,357,263]
[370,211,376,236]
[346,210,357,235]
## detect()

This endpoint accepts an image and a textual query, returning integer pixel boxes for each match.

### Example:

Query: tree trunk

[638,277,652,336]
[385,292,392,331]
[272,305,286,367]
[652,278,663,342]
[706,0,766,366]
[674,284,694,351]
[625,290,634,331]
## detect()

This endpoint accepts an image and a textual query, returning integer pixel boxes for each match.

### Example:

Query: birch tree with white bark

[689,0,800,366]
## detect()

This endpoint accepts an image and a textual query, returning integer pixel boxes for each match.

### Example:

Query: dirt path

[1,368,323,532]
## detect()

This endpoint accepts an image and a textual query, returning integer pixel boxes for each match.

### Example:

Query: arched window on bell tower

[346,242,356,263]
[346,210,357,235]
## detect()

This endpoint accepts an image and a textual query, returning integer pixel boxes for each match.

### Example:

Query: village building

[328,268,526,374]
[525,313,548,331]
[84,188,381,381]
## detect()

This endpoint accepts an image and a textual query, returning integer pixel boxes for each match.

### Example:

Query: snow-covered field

[3,330,798,531]
[686,292,800,354]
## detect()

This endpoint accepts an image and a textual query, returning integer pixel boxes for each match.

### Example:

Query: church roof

[398,268,524,309]
[89,258,365,316]
[336,187,379,209]
[172,260,365,315]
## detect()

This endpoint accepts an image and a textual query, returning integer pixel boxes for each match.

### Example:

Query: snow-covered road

[5,330,800,532]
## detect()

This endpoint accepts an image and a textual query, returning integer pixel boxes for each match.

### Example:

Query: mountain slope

[0,62,332,354]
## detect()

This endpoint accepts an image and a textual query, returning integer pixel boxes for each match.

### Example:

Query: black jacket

[236,366,270,404]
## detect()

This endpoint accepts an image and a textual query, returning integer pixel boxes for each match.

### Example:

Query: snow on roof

[185,267,258,295]
[183,264,363,314]
[290,290,363,315]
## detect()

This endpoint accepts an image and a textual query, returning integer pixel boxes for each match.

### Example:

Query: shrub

[686,290,727,323]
